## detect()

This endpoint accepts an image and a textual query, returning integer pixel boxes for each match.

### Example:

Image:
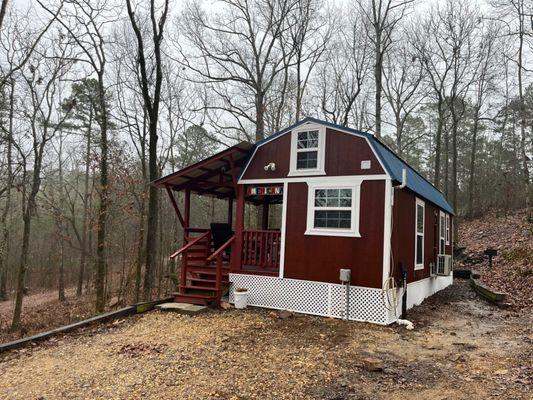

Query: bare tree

[0,78,14,300]
[40,0,113,312]
[318,13,370,127]
[180,0,298,142]
[356,0,414,138]
[125,0,169,301]
[11,38,73,330]
[467,22,502,217]
[383,39,426,155]
[490,0,533,219]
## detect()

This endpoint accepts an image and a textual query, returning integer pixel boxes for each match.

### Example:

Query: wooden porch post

[227,197,234,228]
[184,189,191,229]
[261,197,269,230]
[230,185,245,272]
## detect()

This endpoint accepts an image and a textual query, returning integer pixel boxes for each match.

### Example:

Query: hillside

[457,210,533,310]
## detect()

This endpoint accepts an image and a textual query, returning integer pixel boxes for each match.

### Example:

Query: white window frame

[445,213,450,245]
[414,198,425,270]
[305,179,361,238]
[289,123,326,176]
[439,211,446,255]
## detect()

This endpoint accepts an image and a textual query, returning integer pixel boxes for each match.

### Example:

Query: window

[289,124,325,176]
[439,211,446,255]
[415,199,425,270]
[306,180,361,237]
[445,214,450,245]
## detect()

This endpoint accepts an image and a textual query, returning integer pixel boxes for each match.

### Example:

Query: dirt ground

[0,288,97,343]
[0,280,531,400]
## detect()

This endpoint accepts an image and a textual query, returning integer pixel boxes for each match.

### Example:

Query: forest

[0,0,531,334]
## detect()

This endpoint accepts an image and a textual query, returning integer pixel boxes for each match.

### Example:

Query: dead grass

[0,281,531,400]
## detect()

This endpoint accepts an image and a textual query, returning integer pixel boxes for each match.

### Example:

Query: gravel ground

[0,280,531,400]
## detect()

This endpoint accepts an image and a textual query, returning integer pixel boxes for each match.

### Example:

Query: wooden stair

[171,229,231,306]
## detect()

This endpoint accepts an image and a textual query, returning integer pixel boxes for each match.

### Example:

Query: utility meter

[339,268,351,283]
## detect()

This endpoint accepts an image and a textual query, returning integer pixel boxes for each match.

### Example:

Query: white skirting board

[229,273,453,325]
[387,274,454,323]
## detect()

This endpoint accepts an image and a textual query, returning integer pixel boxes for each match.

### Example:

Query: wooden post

[230,185,245,272]
[184,189,191,229]
[261,197,269,230]
[227,197,234,228]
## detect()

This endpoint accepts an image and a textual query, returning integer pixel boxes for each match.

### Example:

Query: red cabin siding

[391,188,452,284]
[241,128,384,180]
[283,180,385,288]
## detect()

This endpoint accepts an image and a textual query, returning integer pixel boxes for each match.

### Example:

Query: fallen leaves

[457,209,533,310]
[0,281,531,400]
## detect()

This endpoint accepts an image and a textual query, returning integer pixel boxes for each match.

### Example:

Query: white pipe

[397,319,414,330]
[395,168,407,190]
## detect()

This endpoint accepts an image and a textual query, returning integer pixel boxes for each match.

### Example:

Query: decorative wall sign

[247,186,283,196]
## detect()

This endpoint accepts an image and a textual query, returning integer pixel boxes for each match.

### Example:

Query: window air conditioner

[435,255,453,276]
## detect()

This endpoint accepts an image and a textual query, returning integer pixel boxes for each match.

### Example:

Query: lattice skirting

[229,274,389,325]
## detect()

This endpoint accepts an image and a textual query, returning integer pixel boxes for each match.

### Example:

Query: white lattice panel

[229,274,388,324]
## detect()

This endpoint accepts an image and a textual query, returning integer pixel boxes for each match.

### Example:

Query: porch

[153,143,284,305]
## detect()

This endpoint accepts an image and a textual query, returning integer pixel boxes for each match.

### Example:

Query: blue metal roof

[253,117,455,215]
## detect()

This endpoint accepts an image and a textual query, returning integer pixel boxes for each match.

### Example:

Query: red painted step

[172,292,215,306]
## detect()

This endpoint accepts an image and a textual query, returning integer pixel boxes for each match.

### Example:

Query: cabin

[153,117,454,325]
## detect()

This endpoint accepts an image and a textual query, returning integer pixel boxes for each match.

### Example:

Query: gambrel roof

[250,117,454,215]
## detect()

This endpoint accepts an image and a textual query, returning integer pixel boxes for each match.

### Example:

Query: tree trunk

[11,154,43,331]
[468,106,480,218]
[95,76,109,313]
[433,101,444,189]
[143,118,159,301]
[374,26,382,138]
[0,79,14,301]
[255,91,265,142]
[517,29,531,219]
[77,115,92,297]
[135,194,145,303]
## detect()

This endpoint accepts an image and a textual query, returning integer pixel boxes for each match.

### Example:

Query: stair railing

[170,230,211,291]
[206,234,236,304]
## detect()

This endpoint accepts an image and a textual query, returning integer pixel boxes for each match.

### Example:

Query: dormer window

[289,124,326,176]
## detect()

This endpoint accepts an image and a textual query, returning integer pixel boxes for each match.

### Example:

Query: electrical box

[339,268,351,283]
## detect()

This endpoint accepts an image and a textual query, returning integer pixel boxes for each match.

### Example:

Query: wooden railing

[207,235,235,301]
[170,230,211,292]
[242,230,281,270]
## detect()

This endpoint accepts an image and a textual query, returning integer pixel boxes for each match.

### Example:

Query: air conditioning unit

[435,255,453,276]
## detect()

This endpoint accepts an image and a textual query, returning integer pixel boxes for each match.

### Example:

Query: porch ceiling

[152,142,253,199]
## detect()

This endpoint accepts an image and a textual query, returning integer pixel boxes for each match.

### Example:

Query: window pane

[297,151,318,169]
[297,130,318,149]
[340,189,352,198]
[416,204,424,233]
[314,210,351,229]
[416,235,423,264]
[314,189,326,206]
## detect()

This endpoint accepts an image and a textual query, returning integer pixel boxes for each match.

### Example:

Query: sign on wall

[247,186,283,196]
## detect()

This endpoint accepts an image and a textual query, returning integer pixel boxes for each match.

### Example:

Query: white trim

[278,181,288,278]
[304,178,361,238]
[439,211,446,255]
[382,179,393,285]
[239,174,389,185]
[445,213,450,245]
[288,123,326,176]
[238,120,390,181]
[414,198,425,270]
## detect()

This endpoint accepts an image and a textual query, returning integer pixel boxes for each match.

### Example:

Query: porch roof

[152,142,253,198]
